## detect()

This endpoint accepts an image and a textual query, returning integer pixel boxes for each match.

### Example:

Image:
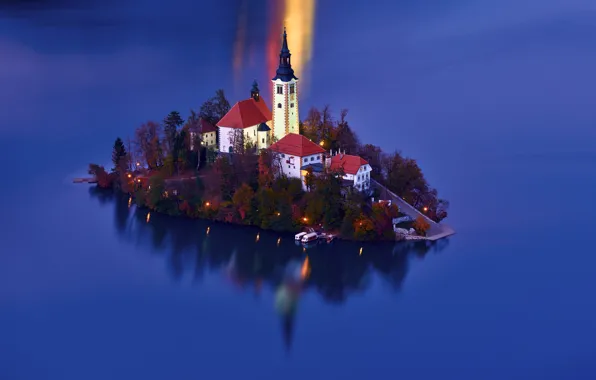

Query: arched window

[228,146,233,153]
[277,103,282,108]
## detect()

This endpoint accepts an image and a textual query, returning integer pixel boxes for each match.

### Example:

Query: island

[87,28,453,242]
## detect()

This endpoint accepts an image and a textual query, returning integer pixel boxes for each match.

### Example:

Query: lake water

[1,1,596,379]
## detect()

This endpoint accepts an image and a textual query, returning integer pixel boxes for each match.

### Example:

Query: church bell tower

[271,27,299,141]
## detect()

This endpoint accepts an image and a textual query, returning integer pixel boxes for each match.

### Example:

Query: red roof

[269,133,326,157]
[200,119,217,133]
[329,154,369,175]
[217,98,272,129]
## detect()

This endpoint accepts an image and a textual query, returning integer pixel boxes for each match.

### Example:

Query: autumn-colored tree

[88,164,114,189]
[232,183,255,221]
[413,216,431,236]
[258,150,274,188]
[353,214,376,241]
[371,202,400,236]
[134,121,163,169]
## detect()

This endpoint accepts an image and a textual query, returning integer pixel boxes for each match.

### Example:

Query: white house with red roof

[269,133,326,190]
[217,82,273,153]
[328,151,372,192]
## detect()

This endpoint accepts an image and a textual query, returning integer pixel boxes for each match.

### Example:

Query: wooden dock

[73,177,97,184]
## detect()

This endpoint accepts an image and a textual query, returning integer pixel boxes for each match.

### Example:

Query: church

[216,28,371,192]
[217,27,300,152]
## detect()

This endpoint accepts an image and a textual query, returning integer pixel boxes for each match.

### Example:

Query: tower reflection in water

[90,188,449,349]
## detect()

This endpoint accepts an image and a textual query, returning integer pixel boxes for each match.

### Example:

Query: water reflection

[90,187,449,348]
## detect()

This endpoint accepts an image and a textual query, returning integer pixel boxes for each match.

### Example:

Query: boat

[325,234,336,243]
[295,232,307,241]
[301,232,318,244]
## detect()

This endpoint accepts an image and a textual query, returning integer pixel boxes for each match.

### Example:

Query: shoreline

[82,179,454,243]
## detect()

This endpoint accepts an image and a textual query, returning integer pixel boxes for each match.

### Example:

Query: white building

[269,133,326,190]
[328,151,372,192]
[216,84,272,153]
[271,28,300,142]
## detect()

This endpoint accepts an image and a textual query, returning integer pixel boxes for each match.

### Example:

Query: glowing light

[319,140,325,146]
[256,233,260,242]
[359,247,363,256]
[277,237,281,246]
[205,202,210,207]
[302,217,308,222]
[206,226,210,235]
[146,213,151,223]
[128,197,132,208]
[277,212,281,216]
[137,179,141,183]
[300,256,311,280]
[423,207,428,212]
[127,173,132,178]
[266,0,316,92]
[136,162,140,166]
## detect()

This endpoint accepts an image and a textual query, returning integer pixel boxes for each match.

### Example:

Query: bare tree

[229,129,245,154]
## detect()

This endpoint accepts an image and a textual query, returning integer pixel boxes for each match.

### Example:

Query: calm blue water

[1,1,596,379]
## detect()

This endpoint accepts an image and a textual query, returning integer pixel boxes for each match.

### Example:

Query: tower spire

[272,27,298,81]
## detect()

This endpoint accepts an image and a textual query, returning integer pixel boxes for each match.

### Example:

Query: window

[277,85,283,94]
[277,103,282,108]
[290,84,295,94]
[281,154,285,158]
[290,103,294,108]
[254,130,256,136]
[262,138,264,143]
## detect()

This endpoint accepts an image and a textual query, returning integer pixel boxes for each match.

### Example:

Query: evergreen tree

[112,137,127,172]
[163,111,184,155]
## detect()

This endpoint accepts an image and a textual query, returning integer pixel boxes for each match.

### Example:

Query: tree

[163,111,184,155]
[334,109,360,154]
[353,214,376,241]
[258,150,274,188]
[199,89,231,125]
[383,152,427,203]
[359,144,384,180]
[229,128,244,154]
[88,163,114,189]
[134,121,163,170]
[302,107,321,141]
[112,137,127,172]
[413,216,431,236]
[232,183,255,221]
[213,155,235,201]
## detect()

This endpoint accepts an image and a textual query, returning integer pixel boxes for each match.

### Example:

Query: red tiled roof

[269,133,326,157]
[217,98,272,129]
[329,154,369,175]
[200,119,217,133]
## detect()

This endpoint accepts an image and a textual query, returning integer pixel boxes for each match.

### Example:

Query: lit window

[277,103,282,108]
[277,85,283,94]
